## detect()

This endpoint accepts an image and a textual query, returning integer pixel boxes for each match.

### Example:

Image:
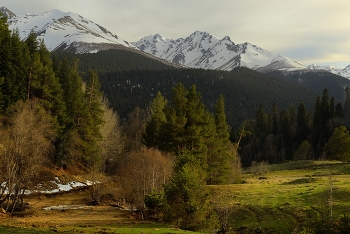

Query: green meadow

[209,160,350,233]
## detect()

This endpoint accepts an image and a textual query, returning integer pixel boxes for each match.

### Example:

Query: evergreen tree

[323,126,350,162]
[56,58,88,163]
[160,83,188,152]
[163,150,212,230]
[38,41,67,134]
[330,97,335,118]
[207,94,233,184]
[312,96,323,152]
[0,15,13,111]
[294,140,313,161]
[25,30,39,55]
[334,102,343,119]
[255,104,268,139]
[296,102,309,145]
[144,91,167,147]
[271,103,279,136]
[81,70,104,164]
[279,109,292,161]
[321,89,331,128]
[184,85,210,163]
[9,29,27,102]
[343,87,350,128]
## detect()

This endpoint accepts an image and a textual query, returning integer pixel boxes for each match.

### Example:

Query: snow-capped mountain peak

[132,31,306,71]
[307,63,350,79]
[5,7,136,53]
[0,6,16,19]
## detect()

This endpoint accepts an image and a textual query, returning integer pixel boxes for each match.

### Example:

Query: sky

[3,0,350,68]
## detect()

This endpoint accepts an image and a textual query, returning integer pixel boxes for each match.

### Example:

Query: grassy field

[0,223,202,234]
[209,160,350,233]
[1,160,350,233]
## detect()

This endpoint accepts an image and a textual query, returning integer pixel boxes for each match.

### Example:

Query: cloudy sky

[3,0,350,68]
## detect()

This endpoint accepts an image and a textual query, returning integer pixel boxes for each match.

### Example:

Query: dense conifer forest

[92,67,319,127]
[268,70,350,101]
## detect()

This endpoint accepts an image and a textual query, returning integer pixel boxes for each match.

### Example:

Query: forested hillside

[268,70,350,101]
[54,49,177,74]
[98,67,318,127]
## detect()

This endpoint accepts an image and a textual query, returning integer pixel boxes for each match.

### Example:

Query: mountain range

[1,6,350,79]
[131,32,306,72]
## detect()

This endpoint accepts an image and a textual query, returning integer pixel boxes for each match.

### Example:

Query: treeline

[236,88,350,167]
[268,70,350,101]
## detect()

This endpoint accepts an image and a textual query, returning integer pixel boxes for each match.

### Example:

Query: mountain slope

[132,31,306,71]
[0,6,16,19]
[308,64,350,79]
[99,67,318,126]
[267,69,350,101]
[3,7,136,53]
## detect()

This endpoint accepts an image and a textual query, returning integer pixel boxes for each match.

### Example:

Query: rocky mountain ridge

[132,31,306,72]
[1,7,136,53]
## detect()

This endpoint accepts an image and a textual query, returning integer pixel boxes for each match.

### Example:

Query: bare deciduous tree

[0,100,55,212]
[100,100,124,174]
[116,147,173,209]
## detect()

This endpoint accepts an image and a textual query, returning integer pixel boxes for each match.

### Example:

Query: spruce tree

[343,87,350,128]
[0,15,13,111]
[56,58,88,163]
[144,91,167,147]
[38,41,67,134]
[255,104,268,139]
[160,83,188,152]
[163,150,212,230]
[184,85,210,163]
[296,102,309,145]
[321,89,331,128]
[312,96,323,152]
[279,109,292,161]
[207,95,233,184]
[271,103,279,136]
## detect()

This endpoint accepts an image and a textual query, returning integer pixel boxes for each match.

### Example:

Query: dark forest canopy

[97,67,318,127]
[267,70,350,101]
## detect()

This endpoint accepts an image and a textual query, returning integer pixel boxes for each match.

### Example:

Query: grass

[209,160,350,233]
[2,160,350,233]
[0,223,202,234]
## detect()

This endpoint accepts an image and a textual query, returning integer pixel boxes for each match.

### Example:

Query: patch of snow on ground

[0,177,101,195]
[43,205,88,210]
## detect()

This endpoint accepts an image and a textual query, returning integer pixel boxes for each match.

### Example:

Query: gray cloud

[3,0,350,68]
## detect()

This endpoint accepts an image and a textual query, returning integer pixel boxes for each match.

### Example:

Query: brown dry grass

[0,187,132,228]
[0,166,133,229]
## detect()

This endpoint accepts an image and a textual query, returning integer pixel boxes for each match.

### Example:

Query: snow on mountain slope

[0,6,16,19]
[4,7,136,53]
[340,65,350,79]
[132,31,306,71]
[308,64,350,79]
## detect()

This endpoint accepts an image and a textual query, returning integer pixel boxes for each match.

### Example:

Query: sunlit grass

[209,160,350,233]
[0,223,202,234]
